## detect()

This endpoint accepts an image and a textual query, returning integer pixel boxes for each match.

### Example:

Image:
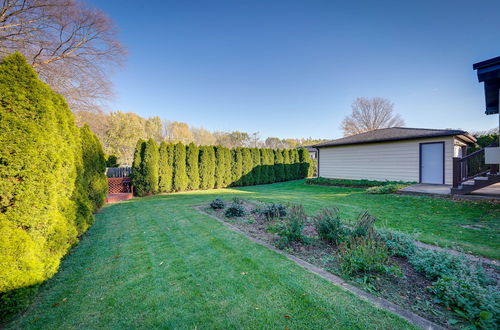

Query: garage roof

[313,127,476,148]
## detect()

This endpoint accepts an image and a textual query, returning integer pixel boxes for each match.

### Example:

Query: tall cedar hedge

[173,143,188,191]
[143,138,159,195]
[131,142,310,194]
[158,142,172,193]
[231,148,243,186]
[0,53,107,320]
[214,146,225,188]
[131,139,146,196]
[186,143,200,190]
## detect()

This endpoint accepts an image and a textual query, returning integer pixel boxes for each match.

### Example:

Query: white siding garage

[315,128,476,185]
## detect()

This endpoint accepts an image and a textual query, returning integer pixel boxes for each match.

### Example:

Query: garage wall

[318,136,455,184]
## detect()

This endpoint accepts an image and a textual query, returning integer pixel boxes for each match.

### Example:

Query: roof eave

[314,132,468,148]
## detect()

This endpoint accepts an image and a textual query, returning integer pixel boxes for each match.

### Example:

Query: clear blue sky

[88,0,500,140]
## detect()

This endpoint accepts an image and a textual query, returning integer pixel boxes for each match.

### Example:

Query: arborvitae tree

[132,139,147,196]
[251,148,261,185]
[199,146,209,189]
[223,147,233,187]
[231,148,243,186]
[282,149,291,181]
[173,142,188,191]
[267,149,276,183]
[186,143,200,190]
[274,149,285,181]
[80,124,108,212]
[259,148,268,184]
[298,147,311,178]
[291,149,300,179]
[142,138,159,194]
[158,142,170,193]
[214,145,226,188]
[241,148,253,186]
[207,146,216,189]
[166,143,175,191]
[0,53,102,315]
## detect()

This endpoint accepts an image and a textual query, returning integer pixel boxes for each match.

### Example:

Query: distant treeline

[131,140,314,196]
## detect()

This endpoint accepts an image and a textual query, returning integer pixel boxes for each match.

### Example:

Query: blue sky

[88,0,500,140]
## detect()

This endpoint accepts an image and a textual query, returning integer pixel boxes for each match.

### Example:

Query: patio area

[398,183,500,199]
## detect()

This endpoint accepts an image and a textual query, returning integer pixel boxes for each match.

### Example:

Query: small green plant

[409,248,497,328]
[260,203,287,220]
[313,207,348,244]
[210,198,226,210]
[377,229,416,257]
[232,197,244,204]
[225,203,246,217]
[337,232,397,277]
[351,212,377,238]
[276,204,306,246]
[366,184,406,194]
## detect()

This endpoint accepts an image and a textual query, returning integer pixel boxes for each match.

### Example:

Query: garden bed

[202,198,499,329]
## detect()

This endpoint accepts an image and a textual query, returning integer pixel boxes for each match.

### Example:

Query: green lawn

[7,186,414,329]
[7,180,498,328]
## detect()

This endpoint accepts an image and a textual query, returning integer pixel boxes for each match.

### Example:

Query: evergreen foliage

[231,148,243,186]
[173,143,188,191]
[241,148,253,186]
[79,124,108,213]
[0,53,107,320]
[199,146,210,189]
[134,140,309,193]
[186,143,200,190]
[207,146,216,189]
[274,149,285,181]
[267,149,276,183]
[142,138,159,195]
[298,147,311,178]
[283,149,291,180]
[251,148,261,185]
[158,142,172,193]
[291,149,300,179]
[214,146,226,188]
[223,147,232,187]
[131,139,146,196]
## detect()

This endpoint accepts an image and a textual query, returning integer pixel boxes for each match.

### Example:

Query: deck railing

[106,167,132,178]
[453,143,498,188]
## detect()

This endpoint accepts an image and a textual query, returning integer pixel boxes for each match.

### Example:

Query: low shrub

[225,203,245,217]
[377,229,416,257]
[337,233,396,277]
[210,198,225,210]
[431,275,499,329]
[277,204,306,245]
[351,212,377,238]
[409,249,488,283]
[305,177,413,188]
[232,197,243,204]
[366,184,407,194]
[409,248,497,328]
[260,203,287,220]
[313,207,349,244]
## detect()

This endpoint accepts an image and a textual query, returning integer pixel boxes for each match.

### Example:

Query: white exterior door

[420,143,444,184]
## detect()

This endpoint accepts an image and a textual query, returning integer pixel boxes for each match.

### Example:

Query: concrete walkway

[398,183,500,200]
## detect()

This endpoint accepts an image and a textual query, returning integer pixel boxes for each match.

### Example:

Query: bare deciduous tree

[341,97,405,136]
[0,0,125,112]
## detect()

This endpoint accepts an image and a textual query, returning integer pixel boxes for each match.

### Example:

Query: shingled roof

[313,127,475,148]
